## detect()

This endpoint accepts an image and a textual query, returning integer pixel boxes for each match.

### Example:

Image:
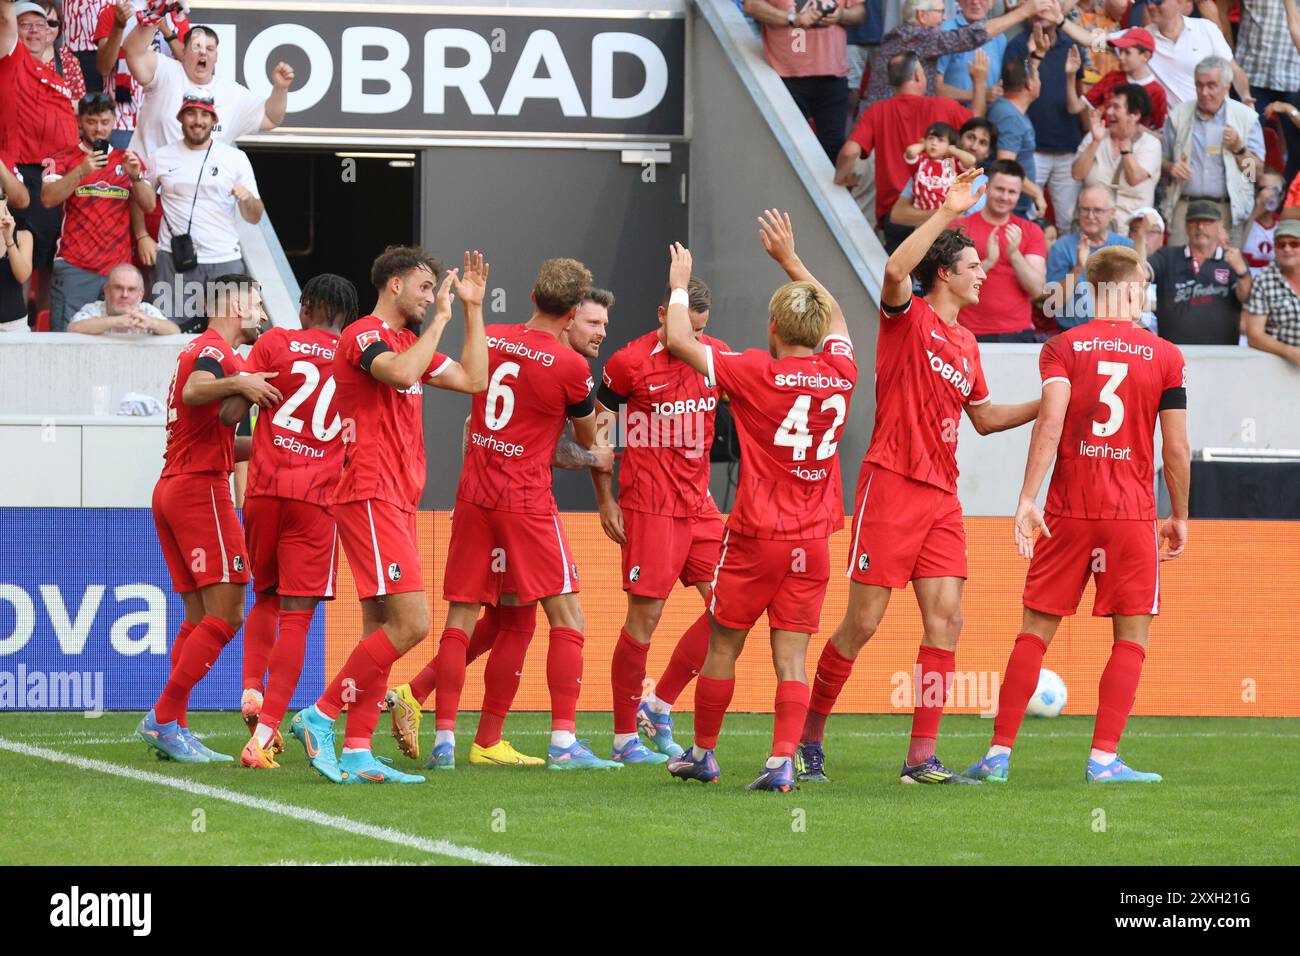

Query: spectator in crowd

[844,0,884,123]
[1007,17,1088,232]
[96,1,188,151]
[1072,83,1161,225]
[1145,199,1251,344]
[742,1,868,161]
[954,158,1048,341]
[1127,205,1165,330]
[1242,218,1300,364]
[1044,183,1134,328]
[0,1,81,317]
[67,262,177,334]
[1242,167,1286,274]
[36,1,85,101]
[1139,0,1250,107]
[863,0,1055,110]
[41,91,156,331]
[887,115,995,245]
[1162,55,1264,247]
[1074,0,1122,83]
[1083,27,1167,131]
[1,198,34,332]
[903,121,976,211]
[836,50,972,229]
[935,0,1008,107]
[147,93,263,326]
[0,154,31,209]
[987,57,1049,221]
[62,0,104,93]
[1236,1,1300,183]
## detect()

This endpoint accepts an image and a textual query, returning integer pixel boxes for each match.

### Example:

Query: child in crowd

[903,122,977,211]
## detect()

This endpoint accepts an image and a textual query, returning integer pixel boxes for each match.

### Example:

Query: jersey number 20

[274,360,342,441]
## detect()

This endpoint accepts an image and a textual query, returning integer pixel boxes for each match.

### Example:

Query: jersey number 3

[1092,360,1128,438]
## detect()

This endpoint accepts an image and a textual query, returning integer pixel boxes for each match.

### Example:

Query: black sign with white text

[195,5,686,137]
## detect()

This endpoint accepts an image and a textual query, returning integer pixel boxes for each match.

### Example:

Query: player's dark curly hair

[913,229,976,294]
[370,245,442,293]
[301,273,359,329]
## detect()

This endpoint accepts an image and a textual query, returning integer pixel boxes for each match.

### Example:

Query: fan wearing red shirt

[800,168,1040,785]
[215,274,359,770]
[138,274,283,764]
[433,257,618,772]
[664,214,857,793]
[289,248,488,786]
[591,277,729,765]
[966,245,1190,786]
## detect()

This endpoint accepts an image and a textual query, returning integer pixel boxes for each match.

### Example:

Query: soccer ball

[1025,669,1068,718]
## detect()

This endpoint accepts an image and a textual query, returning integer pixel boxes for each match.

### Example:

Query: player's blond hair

[533,258,593,317]
[769,281,831,348]
[1085,246,1146,321]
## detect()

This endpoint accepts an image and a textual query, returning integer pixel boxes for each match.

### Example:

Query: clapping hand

[452,250,488,310]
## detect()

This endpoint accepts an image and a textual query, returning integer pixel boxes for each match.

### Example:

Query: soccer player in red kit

[799,167,1040,785]
[593,277,728,764]
[664,213,856,792]
[965,245,1190,784]
[289,248,488,785]
[138,275,282,763]
[216,274,360,769]
[433,258,617,771]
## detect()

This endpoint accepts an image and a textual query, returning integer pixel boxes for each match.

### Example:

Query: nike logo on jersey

[648,383,669,392]
[930,330,948,343]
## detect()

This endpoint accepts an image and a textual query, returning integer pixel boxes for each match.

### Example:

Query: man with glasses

[1243,219,1300,366]
[1045,184,1133,331]
[42,90,156,331]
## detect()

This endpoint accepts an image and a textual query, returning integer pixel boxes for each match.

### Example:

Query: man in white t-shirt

[147,93,264,328]
[1139,0,1250,107]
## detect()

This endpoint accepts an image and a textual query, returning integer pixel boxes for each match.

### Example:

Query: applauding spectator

[42,91,156,331]
[1,198,34,332]
[954,158,1047,342]
[935,0,1008,108]
[1083,27,1167,132]
[1072,84,1160,225]
[147,93,263,325]
[95,1,188,151]
[1044,184,1133,328]
[1146,200,1251,345]
[67,262,177,334]
[1243,219,1300,365]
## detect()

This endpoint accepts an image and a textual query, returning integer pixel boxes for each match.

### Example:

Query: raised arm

[663,243,710,378]
[1012,379,1070,558]
[368,270,460,390]
[883,165,987,307]
[0,2,16,58]
[429,252,490,395]
[757,208,848,341]
[1158,407,1190,559]
[260,63,294,131]
[122,13,161,87]
[96,2,133,76]
[986,0,1056,38]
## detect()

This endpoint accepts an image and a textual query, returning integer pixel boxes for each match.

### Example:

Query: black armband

[193,356,225,378]
[1158,386,1187,411]
[567,386,597,420]
[882,298,911,315]
[597,383,627,411]
[360,341,392,373]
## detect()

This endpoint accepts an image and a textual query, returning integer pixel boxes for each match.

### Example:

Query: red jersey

[599,329,729,517]
[1040,320,1186,520]
[954,212,1047,336]
[458,323,595,515]
[244,326,346,508]
[161,328,245,478]
[46,144,137,275]
[0,43,78,165]
[705,335,857,540]
[331,316,450,512]
[908,154,961,211]
[864,295,990,494]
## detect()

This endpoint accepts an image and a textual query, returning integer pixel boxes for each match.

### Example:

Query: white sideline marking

[0,737,534,867]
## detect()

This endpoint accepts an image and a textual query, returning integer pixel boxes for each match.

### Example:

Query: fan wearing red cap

[1084,28,1167,132]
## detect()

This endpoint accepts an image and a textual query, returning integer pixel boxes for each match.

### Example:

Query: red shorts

[443,500,579,605]
[622,507,725,599]
[244,495,339,599]
[152,472,250,593]
[708,530,830,633]
[847,462,967,588]
[1023,516,1161,617]
[334,498,423,601]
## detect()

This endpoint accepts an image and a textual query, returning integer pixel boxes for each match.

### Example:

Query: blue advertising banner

[0,509,326,712]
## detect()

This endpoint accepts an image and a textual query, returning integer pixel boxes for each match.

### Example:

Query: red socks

[242,593,279,692]
[408,604,509,705]
[907,645,955,766]
[692,674,735,750]
[611,628,650,734]
[337,629,404,749]
[316,626,398,718]
[803,640,855,743]
[991,632,1049,749]
[546,627,585,733]
[154,616,236,725]
[654,612,710,705]
[772,681,809,758]
[475,605,539,747]
[1093,640,1146,752]
[168,620,196,728]
[260,608,313,729]
[433,628,469,731]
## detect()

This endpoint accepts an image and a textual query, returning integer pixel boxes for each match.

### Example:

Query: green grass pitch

[1,711,1296,866]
